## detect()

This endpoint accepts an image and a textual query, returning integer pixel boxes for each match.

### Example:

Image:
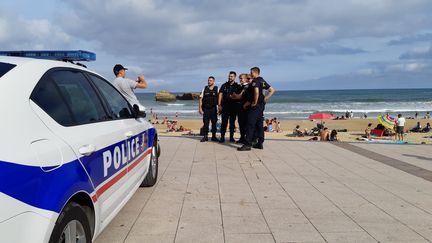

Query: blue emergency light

[0,50,96,62]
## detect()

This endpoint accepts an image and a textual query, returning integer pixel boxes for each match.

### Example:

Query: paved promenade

[95,137,432,243]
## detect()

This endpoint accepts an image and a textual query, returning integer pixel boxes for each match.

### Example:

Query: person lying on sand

[177,125,191,132]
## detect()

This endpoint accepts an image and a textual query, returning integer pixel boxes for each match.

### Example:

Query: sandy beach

[153,118,432,145]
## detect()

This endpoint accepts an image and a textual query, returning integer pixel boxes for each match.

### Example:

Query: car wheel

[49,202,91,243]
[157,143,161,158]
[140,145,158,187]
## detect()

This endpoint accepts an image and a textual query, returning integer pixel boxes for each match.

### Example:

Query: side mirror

[133,104,146,118]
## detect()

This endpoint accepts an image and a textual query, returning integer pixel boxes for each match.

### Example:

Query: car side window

[31,77,75,126]
[49,70,108,125]
[88,74,133,119]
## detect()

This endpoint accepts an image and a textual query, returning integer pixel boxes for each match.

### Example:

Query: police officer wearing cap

[218,71,242,143]
[112,64,148,112]
[238,67,274,151]
[199,76,219,142]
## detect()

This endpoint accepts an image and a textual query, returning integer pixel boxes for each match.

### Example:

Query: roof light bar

[0,50,96,62]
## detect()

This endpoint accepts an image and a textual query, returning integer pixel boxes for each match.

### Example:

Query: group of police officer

[199,67,275,151]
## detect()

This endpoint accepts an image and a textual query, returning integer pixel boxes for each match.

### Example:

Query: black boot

[211,134,218,142]
[200,136,208,142]
[236,137,245,144]
[237,145,251,151]
[219,135,225,143]
[252,143,263,149]
[229,134,235,143]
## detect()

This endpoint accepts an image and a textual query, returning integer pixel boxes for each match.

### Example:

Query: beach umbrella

[378,115,396,129]
[309,113,336,120]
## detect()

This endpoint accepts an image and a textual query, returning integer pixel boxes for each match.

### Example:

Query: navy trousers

[245,104,264,146]
[203,107,217,136]
[220,104,240,138]
[238,107,247,141]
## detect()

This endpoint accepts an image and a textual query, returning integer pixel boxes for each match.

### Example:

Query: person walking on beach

[199,76,219,142]
[396,113,406,141]
[218,71,242,143]
[238,67,268,151]
[112,64,147,111]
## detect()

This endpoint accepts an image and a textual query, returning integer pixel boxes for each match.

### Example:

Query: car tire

[49,202,92,243]
[140,145,158,187]
[157,143,161,158]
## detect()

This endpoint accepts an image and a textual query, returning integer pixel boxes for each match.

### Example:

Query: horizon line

[136,87,432,94]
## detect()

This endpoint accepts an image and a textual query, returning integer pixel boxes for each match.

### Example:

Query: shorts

[396,126,404,134]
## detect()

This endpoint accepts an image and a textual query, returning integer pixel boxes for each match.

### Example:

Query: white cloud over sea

[1,0,432,91]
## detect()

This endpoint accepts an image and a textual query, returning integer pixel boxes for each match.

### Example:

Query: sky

[1,0,432,92]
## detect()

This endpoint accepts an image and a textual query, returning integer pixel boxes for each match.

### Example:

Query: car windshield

[0,62,16,78]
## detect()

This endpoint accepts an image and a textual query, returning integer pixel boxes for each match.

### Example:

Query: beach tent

[377,115,396,129]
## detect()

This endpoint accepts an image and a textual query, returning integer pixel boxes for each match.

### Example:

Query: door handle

[79,144,96,156]
[125,131,134,138]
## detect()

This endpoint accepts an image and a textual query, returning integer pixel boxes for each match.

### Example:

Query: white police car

[0,51,160,243]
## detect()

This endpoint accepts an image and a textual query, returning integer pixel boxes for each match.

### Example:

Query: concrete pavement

[95,137,432,243]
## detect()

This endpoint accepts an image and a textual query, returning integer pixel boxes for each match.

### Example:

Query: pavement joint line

[295,142,431,242]
[290,142,429,241]
[263,141,374,243]
[325,142,432,215]
[214,143,227,243]
[234,150,277,243]
[356,143,432,173]
[98,138,432,242]
[248,147,327,242]
[173,140,198,243]
[304,141,432,216]
[334,142,432,183]
[122,138,183,243]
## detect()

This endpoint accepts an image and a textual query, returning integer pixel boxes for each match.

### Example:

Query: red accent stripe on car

[92,147,152,202]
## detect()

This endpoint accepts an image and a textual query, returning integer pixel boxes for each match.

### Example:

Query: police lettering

[103,136,142,177]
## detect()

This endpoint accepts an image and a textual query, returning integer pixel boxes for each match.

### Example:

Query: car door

[86,73,154,192]
[31,68,132,223]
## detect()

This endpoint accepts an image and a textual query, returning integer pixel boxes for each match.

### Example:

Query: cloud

[399,45,432,60]
[310,43,366,56]
[386,62,429,72]
[287,68,432,90]
[0,11,72,50]
[2,0,432,91]
[56,0,432,76]
[388,33,432,45]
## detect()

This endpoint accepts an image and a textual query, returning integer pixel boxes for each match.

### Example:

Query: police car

[0,51,160,243]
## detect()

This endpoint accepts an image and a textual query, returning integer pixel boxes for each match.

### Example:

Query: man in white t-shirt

[112,64,147,112]
[396,113,406,141]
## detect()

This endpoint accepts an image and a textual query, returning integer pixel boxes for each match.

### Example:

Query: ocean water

[136,89,432,120]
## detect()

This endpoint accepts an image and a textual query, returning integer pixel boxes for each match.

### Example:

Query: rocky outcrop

[176,92,201,100]
[155,90,176,102]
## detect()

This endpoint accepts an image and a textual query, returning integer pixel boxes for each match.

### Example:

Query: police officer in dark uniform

[238,67,273,151]
[251,74,275,146]
[199,76,219,142]
[230,73,250,144]
[218,71,242,143]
